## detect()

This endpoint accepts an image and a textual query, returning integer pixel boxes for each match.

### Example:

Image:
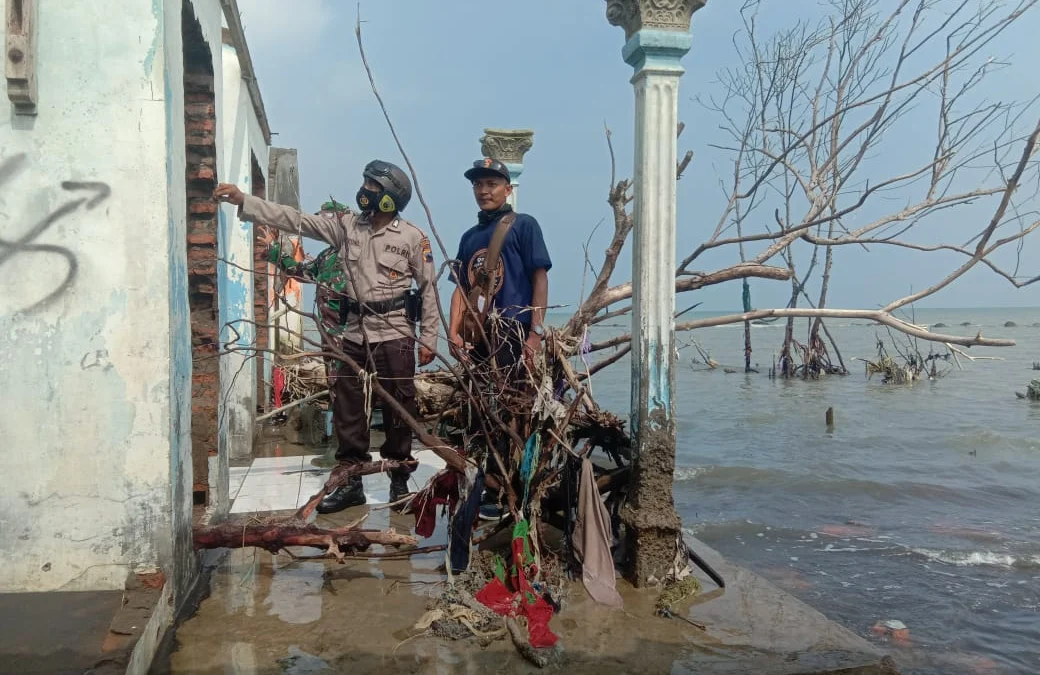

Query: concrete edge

[125,582,174,675]
[682,534,898,674]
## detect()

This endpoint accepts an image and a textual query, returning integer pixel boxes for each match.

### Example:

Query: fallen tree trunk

[193,523,417,557]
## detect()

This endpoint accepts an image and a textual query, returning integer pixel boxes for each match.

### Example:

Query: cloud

[236,0,334,50]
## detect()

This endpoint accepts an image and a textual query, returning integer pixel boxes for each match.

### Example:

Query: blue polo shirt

[454,206,552,324]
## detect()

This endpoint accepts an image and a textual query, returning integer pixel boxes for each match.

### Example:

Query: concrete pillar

[605,0,703,586]
[480,128,534,208]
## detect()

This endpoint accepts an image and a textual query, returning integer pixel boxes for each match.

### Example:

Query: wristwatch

[531,325,545,338]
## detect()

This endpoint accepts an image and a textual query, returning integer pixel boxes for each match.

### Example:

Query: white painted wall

[0,0,180,593]
[0,0,252,604]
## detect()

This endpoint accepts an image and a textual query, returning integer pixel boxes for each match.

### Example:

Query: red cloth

[474,533,559,648]
[273,367,285,408]
[412,470,459,538]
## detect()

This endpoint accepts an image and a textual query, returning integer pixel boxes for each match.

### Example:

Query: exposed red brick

[187,118,216,133]
[251,155,269,407]
[186,131,216,147]
[102,632,132,653]
[186,61,218,505]
[185,102,215,117]
[188,166,216,182]
[184,73,214,92]
[136,570,166,589]
[190,201,218,217]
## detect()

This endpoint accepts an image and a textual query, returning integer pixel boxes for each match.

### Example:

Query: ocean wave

[909,548,1040,569]
[674,466,708,481]
[673,464,978,505]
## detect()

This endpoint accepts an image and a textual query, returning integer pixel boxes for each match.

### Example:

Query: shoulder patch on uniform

[421,236,433,263]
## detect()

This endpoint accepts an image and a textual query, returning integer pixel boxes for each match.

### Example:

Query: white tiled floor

[229,452,448,515]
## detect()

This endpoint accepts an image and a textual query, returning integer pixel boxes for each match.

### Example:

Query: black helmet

[362,160,412,213]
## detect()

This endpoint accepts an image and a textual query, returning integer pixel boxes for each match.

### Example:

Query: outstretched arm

[214,183,352,248]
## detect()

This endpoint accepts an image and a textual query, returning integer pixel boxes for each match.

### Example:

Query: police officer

[214,160,439,514]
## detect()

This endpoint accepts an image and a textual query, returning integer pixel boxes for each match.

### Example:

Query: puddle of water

[227,642,258,674]
[278,646,331,674]
[265,560,325,625]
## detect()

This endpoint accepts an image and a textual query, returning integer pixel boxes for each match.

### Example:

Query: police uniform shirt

[239,194,439,348]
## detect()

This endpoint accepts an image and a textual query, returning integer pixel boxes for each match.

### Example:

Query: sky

[236,0,1040,314]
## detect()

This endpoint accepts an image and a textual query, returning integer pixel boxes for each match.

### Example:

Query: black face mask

[477,203,513,224]
[356,187,381,213]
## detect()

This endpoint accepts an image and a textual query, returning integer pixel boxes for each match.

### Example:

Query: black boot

[478,489,503,522]
[316,475,365,514]
[388,471,411,508]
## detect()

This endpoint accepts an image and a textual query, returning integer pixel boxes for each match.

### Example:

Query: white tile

[250,456,305,471]
[417,452,447,471]
[229,475,247,500]
[237,471,302,488]
[297,475,328,504]
[247,463,304,475]
[286,453,449,509]
[296,491,324,509]
[229,466,251,477]
[236,482,301,503]
[230,493,300,514]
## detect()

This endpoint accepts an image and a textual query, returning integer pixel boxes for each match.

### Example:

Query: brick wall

[251,157,268,410]
[183,20,217,502]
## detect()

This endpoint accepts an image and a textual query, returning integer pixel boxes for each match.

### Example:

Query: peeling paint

[143,0,163,77]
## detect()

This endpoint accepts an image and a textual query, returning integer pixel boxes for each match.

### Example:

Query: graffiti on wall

[0,153,111,315]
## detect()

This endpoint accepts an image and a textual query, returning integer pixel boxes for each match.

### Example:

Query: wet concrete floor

[161,433,898,674]
[0,590,125,674]
[161,527,897,673]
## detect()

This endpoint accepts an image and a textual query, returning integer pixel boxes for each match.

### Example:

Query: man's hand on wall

[213,183,245,206]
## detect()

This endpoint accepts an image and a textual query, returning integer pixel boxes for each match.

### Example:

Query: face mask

[356,187,380,212]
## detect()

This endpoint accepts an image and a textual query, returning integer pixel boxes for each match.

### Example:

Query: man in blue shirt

[447,158,551,521]
[447,158,551,373]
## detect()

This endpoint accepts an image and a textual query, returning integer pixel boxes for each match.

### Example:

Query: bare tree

[569,0,1040,379]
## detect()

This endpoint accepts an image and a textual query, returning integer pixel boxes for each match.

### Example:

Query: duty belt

[338,291,420,324]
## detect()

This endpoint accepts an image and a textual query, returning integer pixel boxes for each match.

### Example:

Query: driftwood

[415,370,458,418]
[193,523,416,558]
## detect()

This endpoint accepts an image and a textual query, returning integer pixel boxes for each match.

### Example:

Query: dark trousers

[471,319,528,379]
[332,338,417,473]
[467,319,530,492]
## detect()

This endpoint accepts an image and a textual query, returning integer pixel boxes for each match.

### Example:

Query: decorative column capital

[605,0,706,40]
[479,128,535,166]
[480,129,534,185]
